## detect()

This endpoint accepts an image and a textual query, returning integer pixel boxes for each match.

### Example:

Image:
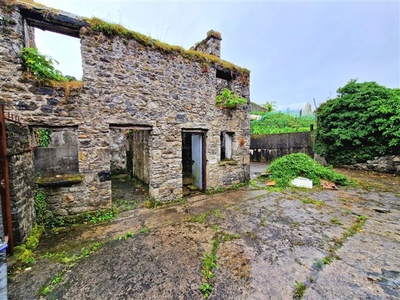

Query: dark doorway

[109,126,151,208]
[182,130,206,195]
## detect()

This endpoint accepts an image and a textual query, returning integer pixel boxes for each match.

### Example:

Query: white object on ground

[291,177,313,189]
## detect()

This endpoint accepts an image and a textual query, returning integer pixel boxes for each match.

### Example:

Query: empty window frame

[220,132,234,160]
[32,126,79,178]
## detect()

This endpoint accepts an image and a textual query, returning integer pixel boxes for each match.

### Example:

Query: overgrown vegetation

[21,47,76,82]
[314,79,400,165]
[294,281,306,299]
[34,189,59,228]
[39,273,63,296]
[316,215,367,269]
[199,231,241,298]
[301,197,324,206]
[37,241,102,295]
[85,17,249,76]
[35,128,51,147]
[266,153,351,188]
[42,241,102,266]
[14,225,45,266]
[34,188,118,229]
[216,88,248,109]
[187,209,223,224]
[251,112,316,134]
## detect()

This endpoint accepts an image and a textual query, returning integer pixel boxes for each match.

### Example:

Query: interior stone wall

[6,121,35,244]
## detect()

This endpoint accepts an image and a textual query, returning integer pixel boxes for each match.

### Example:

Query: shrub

[314,80,400,165]
[266,153,350,188]
[216,89,247,109]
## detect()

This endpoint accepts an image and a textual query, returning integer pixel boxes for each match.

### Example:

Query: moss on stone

[14,0,60,12]
[84,17,249,76]
[35,174,83,186]
[11,2,249,76]
[207,29,221,39]
[219,160,238,166]
[21,72,83,97]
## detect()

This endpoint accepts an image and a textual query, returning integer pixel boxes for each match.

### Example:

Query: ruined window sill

[219,160,238,166]
[35,174,83,187]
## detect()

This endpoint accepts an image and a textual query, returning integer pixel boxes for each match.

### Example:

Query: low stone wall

[250,132,313,163]
[344,156,400,175]
[6,122,35,244]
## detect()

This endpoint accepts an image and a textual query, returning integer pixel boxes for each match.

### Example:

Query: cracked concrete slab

[8,168,400,299]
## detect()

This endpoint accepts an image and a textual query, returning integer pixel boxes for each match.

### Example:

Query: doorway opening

[109,126,151,209]
[182,129,207,196]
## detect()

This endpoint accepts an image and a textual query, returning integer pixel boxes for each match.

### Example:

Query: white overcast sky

[34,0,400,110]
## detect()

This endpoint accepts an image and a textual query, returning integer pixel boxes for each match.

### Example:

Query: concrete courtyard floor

[8,167,400,299]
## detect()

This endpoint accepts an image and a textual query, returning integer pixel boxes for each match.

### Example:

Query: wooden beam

[18,6,88,38]
[25,18,80,38]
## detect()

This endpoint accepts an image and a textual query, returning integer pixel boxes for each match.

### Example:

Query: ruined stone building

[0,1,250,244]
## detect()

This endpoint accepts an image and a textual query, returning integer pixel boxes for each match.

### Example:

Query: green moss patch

[35,174,83,187]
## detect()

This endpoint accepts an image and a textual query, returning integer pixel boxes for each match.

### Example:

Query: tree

[262,101,277,112]
[314,79,400,165]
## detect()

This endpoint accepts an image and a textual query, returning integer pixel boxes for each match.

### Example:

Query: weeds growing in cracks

[39,273,64,296]
[314,215,368,270]
[199,231,241,298]
[294,281,306,299]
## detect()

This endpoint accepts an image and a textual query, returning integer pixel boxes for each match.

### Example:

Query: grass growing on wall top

[12,1,250,76]
[85,17,249,76]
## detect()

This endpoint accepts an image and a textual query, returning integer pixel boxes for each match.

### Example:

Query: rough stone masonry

[0,1,251,225]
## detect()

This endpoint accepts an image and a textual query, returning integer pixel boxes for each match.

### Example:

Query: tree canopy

[314,80,400,165]
[262,101,277,112]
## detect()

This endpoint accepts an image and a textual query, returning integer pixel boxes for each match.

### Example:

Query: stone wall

[193,30,221,58]
[109,128,127,175]
[250,132,313,163]
[6,121,35,244]
[81,30,250,199]
[0,3,251,218]
[250,102,267,113]
[34,127,79,177]
[344,156,400,175]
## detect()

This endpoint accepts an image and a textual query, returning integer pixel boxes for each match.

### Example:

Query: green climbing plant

[21,47,75,82]
[216,88,247,109]
[36,128,51,147]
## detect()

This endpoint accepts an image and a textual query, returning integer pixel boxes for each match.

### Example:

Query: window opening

[221,132,233,160]
[32,126,82,186]
[34,29,83,80]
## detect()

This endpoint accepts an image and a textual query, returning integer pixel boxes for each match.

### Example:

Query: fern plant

[216,88,247,109]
